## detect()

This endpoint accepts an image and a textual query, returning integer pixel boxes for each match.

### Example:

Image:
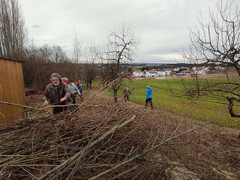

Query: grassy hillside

[116,78,240,129]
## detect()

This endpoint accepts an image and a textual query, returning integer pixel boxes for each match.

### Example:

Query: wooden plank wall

[0,59,26,123]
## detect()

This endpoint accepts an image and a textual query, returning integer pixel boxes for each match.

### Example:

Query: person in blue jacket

[145,85,153,109]
[77,80,83,98]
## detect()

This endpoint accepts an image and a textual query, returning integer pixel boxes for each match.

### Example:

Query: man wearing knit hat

[43,73,71,114]
[145,85,153,109]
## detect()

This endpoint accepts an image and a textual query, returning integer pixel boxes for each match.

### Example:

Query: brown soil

[2,89,239,179]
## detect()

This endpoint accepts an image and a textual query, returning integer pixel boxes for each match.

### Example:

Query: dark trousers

[124,95,129,102]
[53,107,65,114]
[52,101,67,114]
[71,93,77,104]
[145,98,153,108]
[79,89,83,98]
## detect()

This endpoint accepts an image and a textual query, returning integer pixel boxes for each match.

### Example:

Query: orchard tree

[96,25,138,102]
[182,0,240,136]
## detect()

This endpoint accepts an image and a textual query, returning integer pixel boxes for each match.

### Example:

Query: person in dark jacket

[145,85,153,109]
[43,73,71,114]
[123,87,131,102]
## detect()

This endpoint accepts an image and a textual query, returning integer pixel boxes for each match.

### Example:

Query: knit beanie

[62,77,68,83]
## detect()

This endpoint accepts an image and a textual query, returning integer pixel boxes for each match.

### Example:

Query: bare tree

[72,33,84,80]
[52,45,68,63]
[0,0,26,59]
[97,25,138,102]
[38,44,53,63]
[182,1,240,136]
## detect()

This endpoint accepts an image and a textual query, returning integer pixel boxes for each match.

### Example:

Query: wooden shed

[0,58,26,124]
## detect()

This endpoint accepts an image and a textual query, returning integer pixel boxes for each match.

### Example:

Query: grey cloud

[18,0,237,63]
[31,25,40,28]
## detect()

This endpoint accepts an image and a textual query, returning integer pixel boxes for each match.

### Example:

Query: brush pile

[0,94,172,179]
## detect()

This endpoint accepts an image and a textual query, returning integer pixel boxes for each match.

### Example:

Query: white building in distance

[133,70,144,77]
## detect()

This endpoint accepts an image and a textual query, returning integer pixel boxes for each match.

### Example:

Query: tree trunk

[86,80,89,89]
[113,88,118,103]
[89,81,92,89]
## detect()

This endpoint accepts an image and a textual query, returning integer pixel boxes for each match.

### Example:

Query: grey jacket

[68,84,78,94]
[43,82,71,105]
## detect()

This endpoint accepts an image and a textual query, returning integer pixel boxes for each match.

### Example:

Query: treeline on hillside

[21,45,97,90]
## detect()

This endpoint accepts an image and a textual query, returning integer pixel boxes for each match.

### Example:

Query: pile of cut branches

[0,98,173,179]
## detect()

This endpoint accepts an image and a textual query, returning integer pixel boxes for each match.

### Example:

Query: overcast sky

[18,0,239,63]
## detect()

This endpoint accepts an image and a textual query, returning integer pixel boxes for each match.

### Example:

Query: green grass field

[116,78,240,129]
